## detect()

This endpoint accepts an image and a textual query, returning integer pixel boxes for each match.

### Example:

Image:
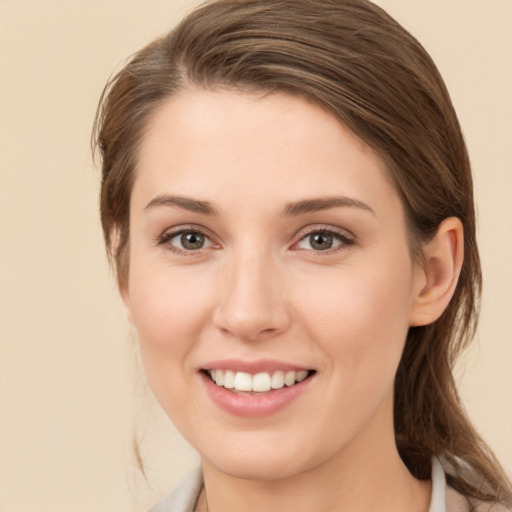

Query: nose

[212,250,291,342]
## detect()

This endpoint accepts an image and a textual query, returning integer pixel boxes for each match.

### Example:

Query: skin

[122,89,463,512]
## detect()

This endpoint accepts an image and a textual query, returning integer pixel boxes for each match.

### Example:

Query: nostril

[212,273,291,341]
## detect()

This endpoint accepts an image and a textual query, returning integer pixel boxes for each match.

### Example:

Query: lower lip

[201,372,313,418]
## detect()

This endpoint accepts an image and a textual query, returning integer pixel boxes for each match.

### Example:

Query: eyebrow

[283,196,375,216]
[144,193,374,217]
[145,194,219,215]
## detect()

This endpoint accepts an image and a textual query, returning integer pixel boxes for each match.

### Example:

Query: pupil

[182,232,204,250]
[311,233,332,250]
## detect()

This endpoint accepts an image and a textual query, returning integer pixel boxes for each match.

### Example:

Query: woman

[93,0,512,511]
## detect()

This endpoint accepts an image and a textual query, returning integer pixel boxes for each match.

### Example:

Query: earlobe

[110,226,135,326]
[119,281,135,326]
[409,217,464,327]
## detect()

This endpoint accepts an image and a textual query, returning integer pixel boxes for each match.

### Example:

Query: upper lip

[200,358,313,374]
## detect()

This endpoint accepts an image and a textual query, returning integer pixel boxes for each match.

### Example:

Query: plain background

[1,1,511,511]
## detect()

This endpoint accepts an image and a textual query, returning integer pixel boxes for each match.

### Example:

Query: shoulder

[432,457,511,512]
[147,468,203,512]
[446,486,511,512]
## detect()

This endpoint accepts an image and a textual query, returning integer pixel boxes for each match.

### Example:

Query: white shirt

[148,457,502,512]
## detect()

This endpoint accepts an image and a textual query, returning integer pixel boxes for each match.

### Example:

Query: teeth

[296,370,308,382]
[208,369,310,393]
[253,372,271,392]
[234,372,252,391]
[271,370,285,389]
[223,370,235,389]
[284,371,296,386]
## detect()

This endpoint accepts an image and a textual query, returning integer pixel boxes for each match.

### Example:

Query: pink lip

[201,358,311,373]
[199,367,314,419]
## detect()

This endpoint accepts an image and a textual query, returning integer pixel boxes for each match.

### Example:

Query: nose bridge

[213,243,289,341]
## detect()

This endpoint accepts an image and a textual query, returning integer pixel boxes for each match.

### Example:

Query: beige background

[0,1,510,511]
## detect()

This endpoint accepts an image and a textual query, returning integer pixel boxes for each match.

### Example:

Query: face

[123,89,425,481]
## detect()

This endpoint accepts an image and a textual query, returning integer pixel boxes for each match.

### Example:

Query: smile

[200,360,316,417]
[207,369,313,393]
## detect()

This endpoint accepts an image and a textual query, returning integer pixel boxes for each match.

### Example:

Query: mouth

[202,369,316,394]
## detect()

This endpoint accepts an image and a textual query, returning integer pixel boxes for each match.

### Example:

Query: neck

[197,404,431,512]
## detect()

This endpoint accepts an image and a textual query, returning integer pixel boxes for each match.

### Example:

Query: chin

[197,429,331,482]
[206,451,309,482]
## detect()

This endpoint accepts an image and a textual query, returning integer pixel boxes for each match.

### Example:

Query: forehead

[133,88,401,219]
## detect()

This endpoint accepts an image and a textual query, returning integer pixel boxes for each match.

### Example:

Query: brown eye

[162,229,213,253]
[295,228,354,252]
[309,232,333,251]
[180,231,205,250]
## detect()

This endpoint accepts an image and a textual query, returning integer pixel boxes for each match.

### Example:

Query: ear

[409,217,464,326]
[119,279,135,327]
[111,226,135,327]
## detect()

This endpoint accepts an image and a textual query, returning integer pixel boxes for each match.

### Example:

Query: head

[93,0,510,504]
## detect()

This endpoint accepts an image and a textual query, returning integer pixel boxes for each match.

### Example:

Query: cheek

[128,260,210,343]
[294,256,414,376]
[126,258,217,404]
[125,264,217,426]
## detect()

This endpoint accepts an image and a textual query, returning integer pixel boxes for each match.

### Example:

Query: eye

[159,229,214,254]
[295,228,354,252]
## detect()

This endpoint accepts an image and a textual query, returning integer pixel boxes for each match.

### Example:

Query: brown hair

[93,0,512,506]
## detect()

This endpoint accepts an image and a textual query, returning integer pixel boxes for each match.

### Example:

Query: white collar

[429,456,448,512]
[149,457,459,512]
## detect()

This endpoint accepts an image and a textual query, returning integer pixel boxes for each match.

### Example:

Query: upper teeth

[208,369,309,392]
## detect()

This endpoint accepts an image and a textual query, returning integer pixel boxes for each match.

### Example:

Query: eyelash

[156,225,355,256]
[293,227,355,254]
[156,226,215,256]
